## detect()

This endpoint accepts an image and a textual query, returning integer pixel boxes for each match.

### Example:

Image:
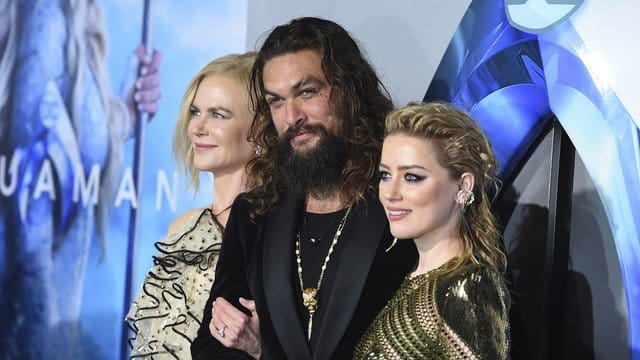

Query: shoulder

[437,263,509,313]
[227,193,263,228]
[232,193,253,215]
[167,208,209,235]
[436,264,510,359]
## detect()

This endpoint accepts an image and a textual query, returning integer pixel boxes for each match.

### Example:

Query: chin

[389,227,415,241]
[293,138,319,150]
[195,161,219,173]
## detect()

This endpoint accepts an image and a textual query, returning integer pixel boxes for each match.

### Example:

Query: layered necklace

[295,206,352,340]
[300,209,344,245]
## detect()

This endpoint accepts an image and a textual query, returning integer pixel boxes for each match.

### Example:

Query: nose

[381,178,402,202]
[284,99,305,128]
[191,115,207,136]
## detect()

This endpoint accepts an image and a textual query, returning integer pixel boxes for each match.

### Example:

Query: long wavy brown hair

[244,17,393,217]
[385,102,507,274]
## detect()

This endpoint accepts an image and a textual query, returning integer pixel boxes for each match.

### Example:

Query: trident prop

[120,0,153,358]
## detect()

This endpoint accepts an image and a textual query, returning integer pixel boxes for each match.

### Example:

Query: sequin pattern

[125,209,222,359]
[354,263,510,359]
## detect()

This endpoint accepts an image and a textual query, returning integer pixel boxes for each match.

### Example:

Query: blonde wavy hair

[385,101,507,273]
[172,52,257,192]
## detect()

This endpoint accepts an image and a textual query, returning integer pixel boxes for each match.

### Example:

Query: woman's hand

[209,297,262,359]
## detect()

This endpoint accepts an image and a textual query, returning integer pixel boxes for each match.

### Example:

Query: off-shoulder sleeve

[436,265,510,359]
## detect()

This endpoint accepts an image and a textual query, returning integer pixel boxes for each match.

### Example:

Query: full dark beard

[276,124,347,197]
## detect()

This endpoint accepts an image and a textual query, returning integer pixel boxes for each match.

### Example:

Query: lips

[386,208,410,221]
[291,130,313,143]
[194,143,217,152]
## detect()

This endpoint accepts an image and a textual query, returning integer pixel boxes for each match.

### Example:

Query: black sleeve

[191,196,256,359]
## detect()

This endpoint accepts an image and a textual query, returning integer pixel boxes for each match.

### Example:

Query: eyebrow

[192,104,233,115]
[263,75,325,98]
[211,106,232,114]
[379,163,427,171]
[293,75,324,91]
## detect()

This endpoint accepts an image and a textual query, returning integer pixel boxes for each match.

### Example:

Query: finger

[239,297,257,313]
[215,301,250,339]
[239,298,260,336]
[135,46,162,64]
[148,50,162,67]
[209,319,232,347]
[211,300,227,331]
[134,88,162,107]
[211,301,236,345]
[136,72,161,90]
[216,297,251,324]
[213,297,245,329]
[135,100,160,115]
[134,45,146,61]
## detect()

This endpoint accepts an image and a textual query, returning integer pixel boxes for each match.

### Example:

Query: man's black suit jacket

[191,192,416,359]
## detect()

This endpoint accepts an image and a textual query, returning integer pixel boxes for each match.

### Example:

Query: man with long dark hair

[192,17,416,359]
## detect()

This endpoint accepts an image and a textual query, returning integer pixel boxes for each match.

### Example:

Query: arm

[191,197,257,359]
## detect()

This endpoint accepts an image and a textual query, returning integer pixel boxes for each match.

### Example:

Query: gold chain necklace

[295,206,352,340]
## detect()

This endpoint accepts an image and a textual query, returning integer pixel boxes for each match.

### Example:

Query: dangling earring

[385,237,398,253]
[456,189,474,234]
[254,145,262,157]
[456,188,475,213]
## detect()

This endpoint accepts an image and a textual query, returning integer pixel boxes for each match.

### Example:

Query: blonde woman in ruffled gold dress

[126,52,258,359]
[354,102,510,359]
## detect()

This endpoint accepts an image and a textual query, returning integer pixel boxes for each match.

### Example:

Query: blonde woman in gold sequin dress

[354,102,510,359]
[125,52,259,359]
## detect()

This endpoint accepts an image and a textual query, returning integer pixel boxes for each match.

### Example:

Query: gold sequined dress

[125,208,222,359]
[354,262,510,359]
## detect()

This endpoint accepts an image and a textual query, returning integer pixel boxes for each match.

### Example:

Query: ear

[454,172,476,206]
[459,172,475,192]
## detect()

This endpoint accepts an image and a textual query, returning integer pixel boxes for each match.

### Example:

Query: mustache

[282,124,325,142]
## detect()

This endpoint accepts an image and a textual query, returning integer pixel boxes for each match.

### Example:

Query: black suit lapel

[262,195,312,359]
[313,199,386,360]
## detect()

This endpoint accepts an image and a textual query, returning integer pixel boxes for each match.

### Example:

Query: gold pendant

[302,288,318,340]
[302,287,318,313]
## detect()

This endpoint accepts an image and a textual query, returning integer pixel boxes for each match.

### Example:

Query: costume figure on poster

[125,52,259,359]
[0,0,160,357]
[354,102,510,359]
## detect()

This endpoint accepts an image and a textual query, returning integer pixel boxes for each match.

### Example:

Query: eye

[189,106,200,117]
[265,96,283,109]
[378,170,391,182]
[211,111,226,119]
[404,173,425,182]
[300,88,318,98]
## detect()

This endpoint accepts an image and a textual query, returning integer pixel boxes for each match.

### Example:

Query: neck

[305,191,345,214]
[411,230,461,277]
[212,168,247,223]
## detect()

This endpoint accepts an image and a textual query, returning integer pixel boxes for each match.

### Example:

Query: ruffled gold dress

[354,262,510,359]
[125,208,222,359]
